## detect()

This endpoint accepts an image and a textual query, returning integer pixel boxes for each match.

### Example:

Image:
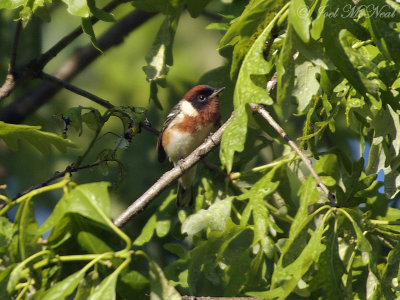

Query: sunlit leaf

[220,6,285,173]
[62,0,89,17]
[0,121,78,154]
[182,198,232,235]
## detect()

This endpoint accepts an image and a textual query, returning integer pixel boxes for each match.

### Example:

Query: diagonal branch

[38,71,158,135]
[0,9,156,123]
[39,72,114,109]
[35,0,130,69]
[113,113,234,228]
[249,103,336,205]
[13,163,100,200]
[0,0,131,101]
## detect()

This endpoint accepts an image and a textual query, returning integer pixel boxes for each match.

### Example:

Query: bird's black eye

[199,95,206,101]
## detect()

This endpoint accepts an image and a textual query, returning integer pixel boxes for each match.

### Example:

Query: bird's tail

[176,165,196,207]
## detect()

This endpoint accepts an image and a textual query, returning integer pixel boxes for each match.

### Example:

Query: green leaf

[182,198,232,235]
[186,0,211,18]
[88,270,118,300]
[134,191,176,245]
[42,269,85,300]
[276,25,296,120]
[366,3,400,65]
[340,208,372,252]
[39,182,111,234]
[117,271,149,300]
[0,121,78,154]
[0,0,24,10]
[321,0,370,95]
[74,270,100,300]
[220,6,286,173]
[143,13,180,82]
[188,221,246,295]
[76,226,113,254]
[0,265,14,299]
[288,0,310,43]
[290,176,320,237]
[63,107,84,135]
[62,0,89,17]
[382,243,400,299]
[82,18,102,52]
[237,168,280,254]
[149,259,181,300]
[134,215,157,246]
[0,216,13,254]
[10,199,41,261]
[293,55,321,113]
[311,222,346,299]
[218,0,286,77]
[87,0,115,22]
[271,214,328,299]
[82,109,103,131]
[163,243,186,259]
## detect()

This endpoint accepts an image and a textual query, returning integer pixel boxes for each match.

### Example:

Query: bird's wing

[157,102,181,163]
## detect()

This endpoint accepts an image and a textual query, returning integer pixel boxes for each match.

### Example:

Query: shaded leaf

[42,269,85,300]
[39,182,111,234]
[149,259,181,300]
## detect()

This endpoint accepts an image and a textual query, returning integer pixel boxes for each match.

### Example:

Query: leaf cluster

[1,0,400,299]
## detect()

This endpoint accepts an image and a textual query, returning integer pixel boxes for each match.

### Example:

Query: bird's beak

[210,87,225,98]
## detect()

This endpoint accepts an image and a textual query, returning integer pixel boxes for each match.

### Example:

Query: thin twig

[0,0,130,101]
[13,163,100,200]
[113,113,235,228]
[40,72,114,109]
[0,21,23,99]
[0,10,156,123]
[249,103,336,206]
[35,0,130,69]
[39,71,158,135]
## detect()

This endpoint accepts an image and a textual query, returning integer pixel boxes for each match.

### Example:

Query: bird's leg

[177,159,185,173]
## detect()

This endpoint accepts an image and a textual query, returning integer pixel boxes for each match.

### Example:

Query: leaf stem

[277,2,290,27]
[369,219,400,225]
[230,153,311,180]
[32,252,114,271]
[0,177,69,216]
[15,277,32,300]
[250,103,336,206]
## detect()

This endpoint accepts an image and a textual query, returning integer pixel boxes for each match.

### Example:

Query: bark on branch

[0,9,156,123]
[113,113,235,228]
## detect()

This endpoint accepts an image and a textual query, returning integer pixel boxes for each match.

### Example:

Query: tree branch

[39,72,114,109]
[0,9,156,123]
[35,0,130,69]
[38,71,158,135]
[0,0,131,101]
[113,113,235,228]
[0,20,22,99]
[13,163,100,200]
[249,103,336,205]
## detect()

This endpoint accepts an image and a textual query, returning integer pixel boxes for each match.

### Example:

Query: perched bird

[157,85,225,206]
